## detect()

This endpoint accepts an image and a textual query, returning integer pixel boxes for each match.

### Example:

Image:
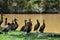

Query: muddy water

[0,14,60,33]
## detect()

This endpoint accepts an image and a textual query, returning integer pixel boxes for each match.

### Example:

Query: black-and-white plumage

[2,23,11,34]
[39,19,46,33]
[27,19,32,33]
[11,20,15,31]
[0,18,11,34]
[11,19,18,31]
[34,19,40,31]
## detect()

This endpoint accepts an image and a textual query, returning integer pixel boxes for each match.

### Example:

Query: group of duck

[20,19,46,33]
[0,14,46,34]
[0,14,18,34]
[0,15,18,34]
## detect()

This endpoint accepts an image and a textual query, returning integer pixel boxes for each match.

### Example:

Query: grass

[0,27,3,30]
[0,31,60,40]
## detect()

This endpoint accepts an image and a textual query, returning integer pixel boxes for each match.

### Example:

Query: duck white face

[26,20,30,23]
[5,25,8,28]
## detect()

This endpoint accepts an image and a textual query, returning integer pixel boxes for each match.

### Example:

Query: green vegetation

[0,0,60,13]
[0,27,3,30]
[0,31,60,40]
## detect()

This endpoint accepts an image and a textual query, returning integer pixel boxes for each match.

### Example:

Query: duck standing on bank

[39,19,46,33]
[34,19,40,32]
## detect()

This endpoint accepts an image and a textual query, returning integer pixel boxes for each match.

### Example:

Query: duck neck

[37,21,40,24]
[1,14,3,21]
[43,22,45,26]
[14,21,17,24]
[25,21,27,26]
[5,20,7,25]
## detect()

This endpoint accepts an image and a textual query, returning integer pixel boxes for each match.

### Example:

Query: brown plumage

[20,20,28,32]
[39,19,46,33]
[34,19,40,31]
[0,14,3,26]
[5,18,7,25]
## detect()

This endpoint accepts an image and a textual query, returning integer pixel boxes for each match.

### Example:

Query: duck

[27,19,32,33]
[20,20,28,32]
[34,19,40,32]
[11,18,18,31]
[39,19,46,33]
[5,18,8,26]
[0,14,3,26]
[10,20,15,31]
[1,23,11,34]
